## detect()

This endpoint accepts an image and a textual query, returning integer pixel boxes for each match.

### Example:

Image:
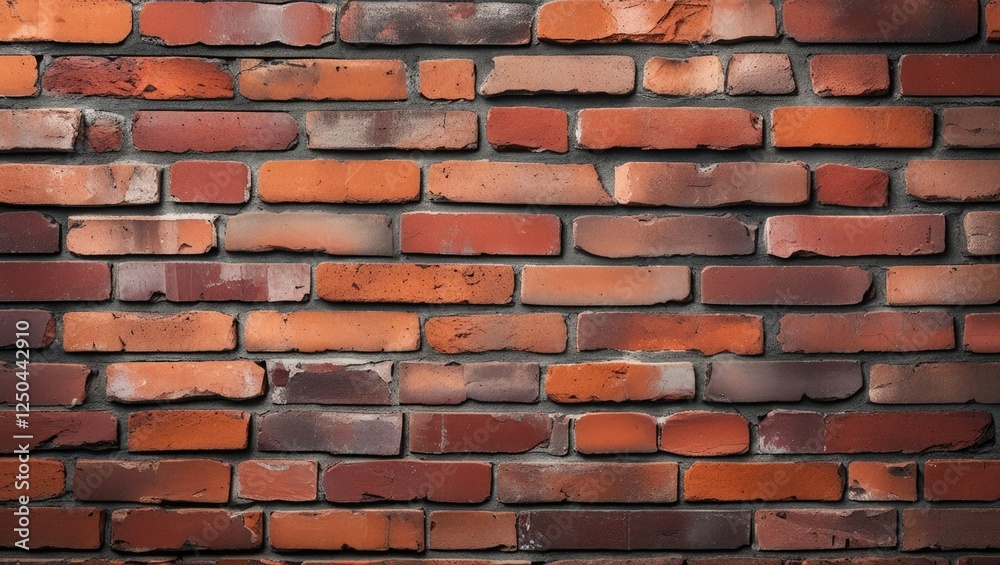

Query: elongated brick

[575,215,756,257]
[479,55,635,96]
[258,160,419,203]
[306,110,477,150]
[428,161,610,205]
[578,313,764,355]
[0,164,159,206]
[340,1,532,45]
[615,161,809,207]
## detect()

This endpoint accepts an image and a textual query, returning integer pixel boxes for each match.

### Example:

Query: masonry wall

[2,0,1000,562]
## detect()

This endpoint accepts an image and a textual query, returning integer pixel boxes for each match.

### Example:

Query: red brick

[426,313,567,354]
[429,510,516,551]
[74,459,230,503]
[0,261,109,302]
[487,107,568,153]
[616,161,808,207]
[965,313,1000,353]
[575,412,658,454]
[498,461,678,503]
[765,214,945,257]
[772,106,933,148]
[0,507,102,550]
[966,211,1000,255]
[84,115,123,153]
[133,111,298,152]
[887,265,1000,305]
[660,411,749,456]
[755,509,896,550]
[778,312,954,353]
[545,361,695,403]
[140,1,335,46]
[991,0,1000,40]
[63,311,237,352]
[783,0,976,42]
[685,462,843,502]
[428,161,610,206]
[908,160,1000,202]
[536,0,777,43]
[116,261,309,302]
[128,410,249,452]
[269,359,391,406]
[240,58,405,101]
[522,265,689,306]
[340,1,532,45]
[237,460,317,502]
[317,263,513,305]
[870,363,1000,404]
[577,312,764,355]
[67,215,216,255]
[111,508,262,552]
[107,360,264,403]
[0,0,131,43]
[810,54,890,97]
[814,164,889,207]
[901,55,1000,96]
[0,310,54,349]
[410,412,568,455]
[419,59,475,100]
[226,212,392,256]
[726,53,795,95]
[943,107,1000,148]
[903,509,1000,550]
[0,458,63,500]
[258,412,402,455]
[399,361,539,404]
[0,163,158,206]
[706,360,863,403]
[848,461,917,502]
[759,410,994,454]
[258,159,419,204]
[924,460,1000,501]
[702,266,872,305]
[169,161,249,204]
[0,362,89,407]
[0,411,117,452]
[269,509,423,551]
[575,214,756,257]
[479,55,635,96]
[0,108,80,151]
[0,55,37,96]
[323,460,490,503]
[578,107,763,150]
[43,56,233,99]
[306,110,476,150]
[401,212,561,256]
[245,310,419,353]
[644,56,723,96]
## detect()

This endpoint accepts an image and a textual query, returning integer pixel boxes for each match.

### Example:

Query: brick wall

[2,0,1000,561]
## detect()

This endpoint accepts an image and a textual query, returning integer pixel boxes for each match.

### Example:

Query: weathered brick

[576,412,658,454]
[755,509,896,550]
[0,55,38,96]
[772,106,933,148]
[169,161,249,204]
[965,211,1000,255]
[499,462,678,503]
[317,263,513,305]
[111,508,262,552]
[810,54,890,97]
[706,360,863,403]
[765,214,945,257]
[419,59,475,100]
[0,108,80,151]
[615,161,808,207]
[84,114,123,153]
[0,310,54,349]
[644,56,723,96]
[685,462,843,501]
[399,361,539,404]
[783,0,976,42]
[660,411,750,456]
[546,361,695,403]
[245,310,419,353]
[74,459,230,503]
[779,312,954,353]
[258,412,402,455]
[965,313,1000,353]
[116,262,309,302]
[340,1,532,45]
[902,509,1000,550]
[269,359,392,405]
[887,265,1000,305]
[426,313,567,354]
[323,460,491,503]
[133,111,298,152]
[127,410,250,452]
[758,410,994,454]
[908,160,1000,202]
[726,53,795,95]
[537,0,777,43]
[428,161,610,205]
[225,212,392,256]
[522,265,690,306]
[0,261,110,302]
[0,507,102,550]
[849,461,918,502]
[577,312,763,355]
[410,412,568,455]
[140,1,335,46]
[63,311,237,352]
[575,214,756,257]
[0,411,116,452]
[401,212,561,256]
[704,265,873,306]
[43,56,233,99]
[901,55,1000,96]
[814,164,889,207]
[0,458,63,500]
[0,0,131,43]
[0,163,158,206]
[269,509,423,551]
[106,360,265,403]
[237,459,317,502]
[67,215,217,255]
[0,362,89,406]
[306,110,477,150]
[240,59,405,101]
[429,511,516,551]
[258,160,419,204]
[578,107,763,150]
[487,107,568,152]
[943,107,1000,148]
[480,55,635,96]
[871,363,1000,404]
[924,460,1000,501]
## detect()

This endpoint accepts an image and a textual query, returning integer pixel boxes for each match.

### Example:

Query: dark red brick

[924,460,1000,501]
[323,460,491,503]
[575,215,756,257]
[258,411,402,455]
[0,411,117,452]
[0,507,102,550]
[903,509,1000,550]
[498,462,678,503]
[132,111,298,152]
[901,55,1000,96]
[0,212,59,253]
[0,362,89,407]
[578,107,763,150]
[0,261,110,302]
[701,266,872,305]
[0,310,55,349]
[783,0,977,42]
[409,412,568,455]
[169,161,249,204]
[814,164,889,207]
[116,261,309,302]
[268,359,392,405]
[111,508,262,552]
[401,212,561,256]
[73,459,230,503]
[755,509,896,550]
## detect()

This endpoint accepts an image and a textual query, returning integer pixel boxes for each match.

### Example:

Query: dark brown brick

[340,1,533,45]
[323,460,491,503]
[0,212,59,253]
[701,266,872,305]
[0,362,89,407]
[574,215,756,257]
[73,459,230,503]
[258,411,402,455]
[706,360,862,403]
[943,107,1000,148]
[755,509,896,550]
[499,462,678,503]
[0,310,55,349]
[783,0,976,42]
[0,411,117,452]
[268,359,392,405]
[409,412,568,455]
[903,509,1000,550]
[871,363,1000,404]
[111,508,262,552]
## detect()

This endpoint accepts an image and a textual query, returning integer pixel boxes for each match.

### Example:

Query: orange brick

[317,263,514,304]
[644,56,723,96]
[425,313,567,354]
[575,412,658,454]
[245,310,420,353]
[0,55,38,96]
[545,361,695,403]
[772,106,933,148]
[140,1,334,46]
[685,462,843,501]
[577,312,764,355]
[240,58,405,101]
[849,461,917,502]
[578,107,763,150]
[237,460,317,502]
[127,410,250,451]
[63,311,237,353]
[0,0,132,43]
[486,106,568,152]
[258,160,419,203]
[106,361,265,402]
[419,59,475,100]
[43,56,233,99]
[810,54,890,97]
[0,163,159,206]
[269,509,424,551]
[660,411,750,456]
[521,265,690,306]
[66,215,217,255]
[429,511,516,551]
[428,161,610,206]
